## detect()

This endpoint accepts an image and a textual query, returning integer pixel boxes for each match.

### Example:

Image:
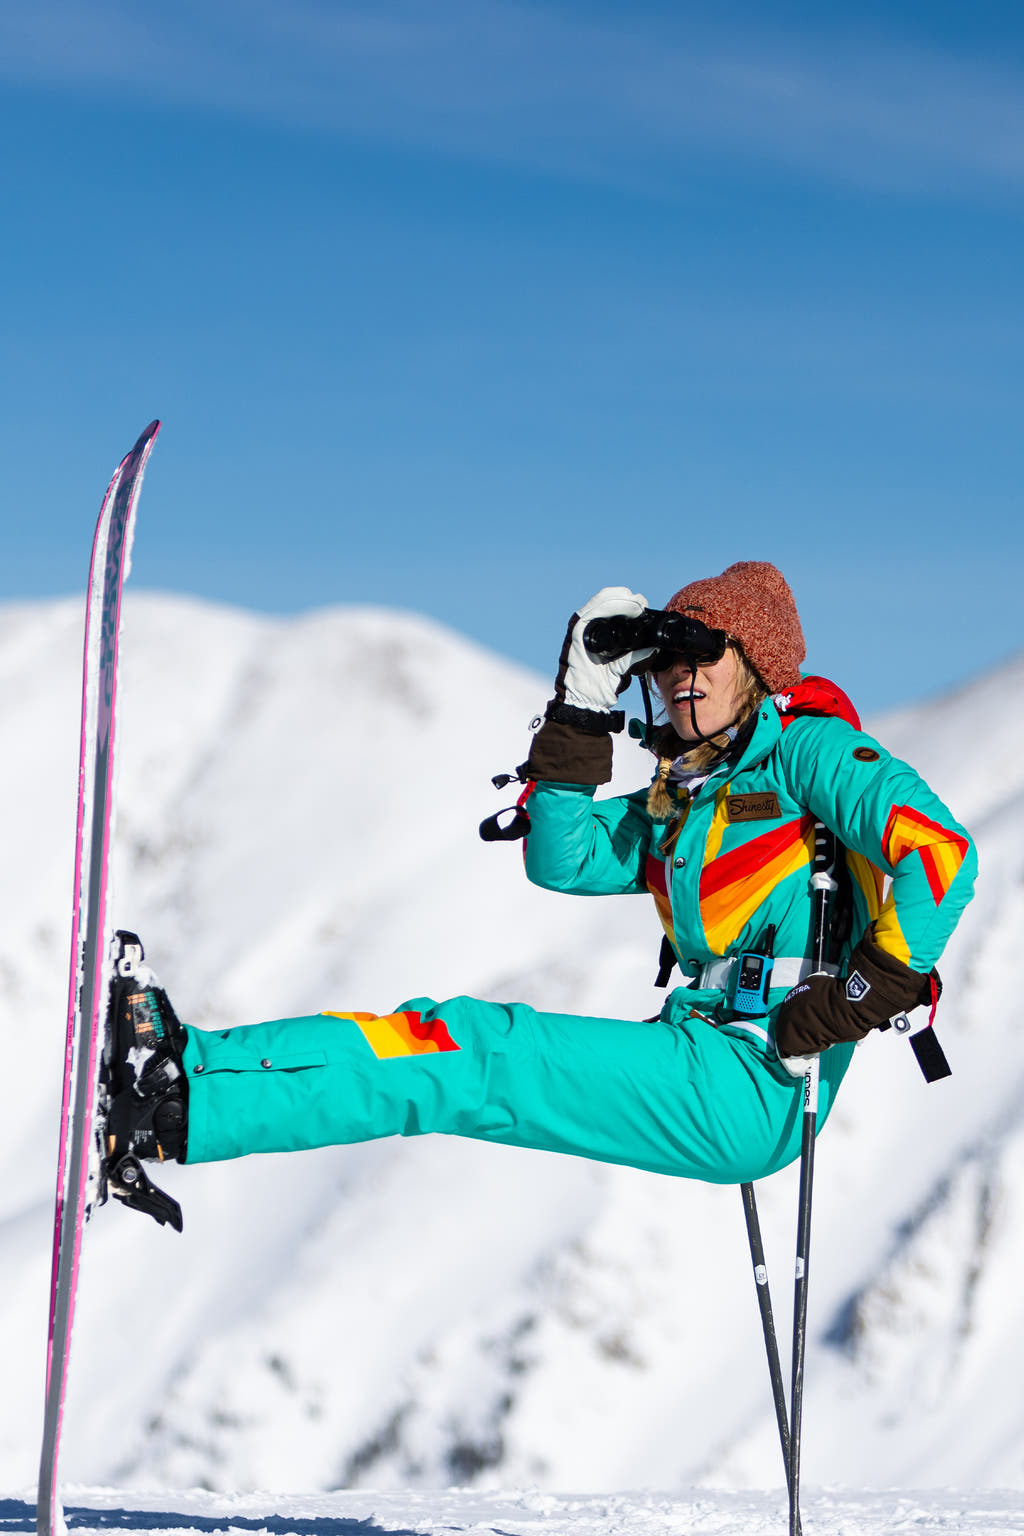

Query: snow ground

[5,1485,1024,1536]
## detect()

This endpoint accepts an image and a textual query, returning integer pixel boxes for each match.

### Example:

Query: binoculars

[582,608,727,670]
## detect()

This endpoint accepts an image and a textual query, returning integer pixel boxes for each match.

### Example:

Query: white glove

[555,587,654,715]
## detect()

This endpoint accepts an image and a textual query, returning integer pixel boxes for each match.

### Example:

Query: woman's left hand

[775,932,931,1057]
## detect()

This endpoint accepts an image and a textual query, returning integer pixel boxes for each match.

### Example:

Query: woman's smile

[656,646,746,741]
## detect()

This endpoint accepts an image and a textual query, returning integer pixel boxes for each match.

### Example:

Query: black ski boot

[101,931,186,1230]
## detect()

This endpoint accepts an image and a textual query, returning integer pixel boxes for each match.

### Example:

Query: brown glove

[775,931,931,1058]
[518,714,615,785]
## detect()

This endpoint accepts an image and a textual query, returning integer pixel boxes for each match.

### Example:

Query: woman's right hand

[553,587,654,716]
[516,588,654,788]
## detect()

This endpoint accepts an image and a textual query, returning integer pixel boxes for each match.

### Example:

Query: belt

[696,955,839,992]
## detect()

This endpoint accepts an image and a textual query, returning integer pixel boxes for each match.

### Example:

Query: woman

[107,562,976,1190]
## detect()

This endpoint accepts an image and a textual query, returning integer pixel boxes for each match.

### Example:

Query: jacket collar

[630,700,782,785]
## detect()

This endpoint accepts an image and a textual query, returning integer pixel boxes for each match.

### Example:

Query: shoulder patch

[853,747,880,763]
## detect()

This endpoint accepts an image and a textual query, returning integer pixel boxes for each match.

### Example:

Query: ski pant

[181,992,854,1184]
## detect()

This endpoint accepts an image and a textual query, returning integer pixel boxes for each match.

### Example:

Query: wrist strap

[545,701,625,735]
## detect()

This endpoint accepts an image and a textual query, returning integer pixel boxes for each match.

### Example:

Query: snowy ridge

[1,593,1022,1502]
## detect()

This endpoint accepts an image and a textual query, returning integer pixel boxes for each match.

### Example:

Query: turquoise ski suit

[181,701,976,1183]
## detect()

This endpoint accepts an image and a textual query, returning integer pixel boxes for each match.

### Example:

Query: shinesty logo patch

[727,792,781,821]
[845,971,871,1004]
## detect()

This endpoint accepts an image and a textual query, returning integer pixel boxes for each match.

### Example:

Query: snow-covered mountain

[1,594,1021,1497]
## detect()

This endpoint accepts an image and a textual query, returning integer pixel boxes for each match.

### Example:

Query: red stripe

[918,846,950,906]
[645,853,669,899]
[405,1011,460,1053]
[699,815,814,901]
[882,805,969,868]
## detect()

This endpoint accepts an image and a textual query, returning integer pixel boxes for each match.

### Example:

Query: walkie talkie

[730,924,777,1017]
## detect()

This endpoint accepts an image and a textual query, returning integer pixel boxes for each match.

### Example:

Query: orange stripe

[700,815,815,901]
[922,841,963,904]
[701,820,816,954]
[881,805,968,904]
[322,1010,460,1059]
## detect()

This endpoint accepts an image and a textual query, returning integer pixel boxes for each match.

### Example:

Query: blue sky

[1,0,1022,713]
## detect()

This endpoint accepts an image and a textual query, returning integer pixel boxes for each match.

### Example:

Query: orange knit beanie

[664,561,805,693]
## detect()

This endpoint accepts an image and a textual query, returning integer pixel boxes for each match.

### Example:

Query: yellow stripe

[871,895,912,966]
[847,850,885,922]
[702,833,813,954]
[929,841,961,893]
[321,1010,442,1060]
[702,784,731,870]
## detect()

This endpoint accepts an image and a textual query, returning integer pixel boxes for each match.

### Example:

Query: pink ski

[37,421,162,1536]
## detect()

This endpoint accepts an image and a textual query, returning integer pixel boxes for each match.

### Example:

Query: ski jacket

[523,696,976,1055]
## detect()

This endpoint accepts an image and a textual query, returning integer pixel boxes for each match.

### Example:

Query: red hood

[772,675,861,731]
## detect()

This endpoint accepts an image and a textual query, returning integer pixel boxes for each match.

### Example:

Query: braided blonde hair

[645,645,767,820]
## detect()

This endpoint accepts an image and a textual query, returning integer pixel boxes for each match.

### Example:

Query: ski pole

[787,823,837,1536]
[734,926,794,1510]
[739,1181,793,1488]
[788,1053,818,1536]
